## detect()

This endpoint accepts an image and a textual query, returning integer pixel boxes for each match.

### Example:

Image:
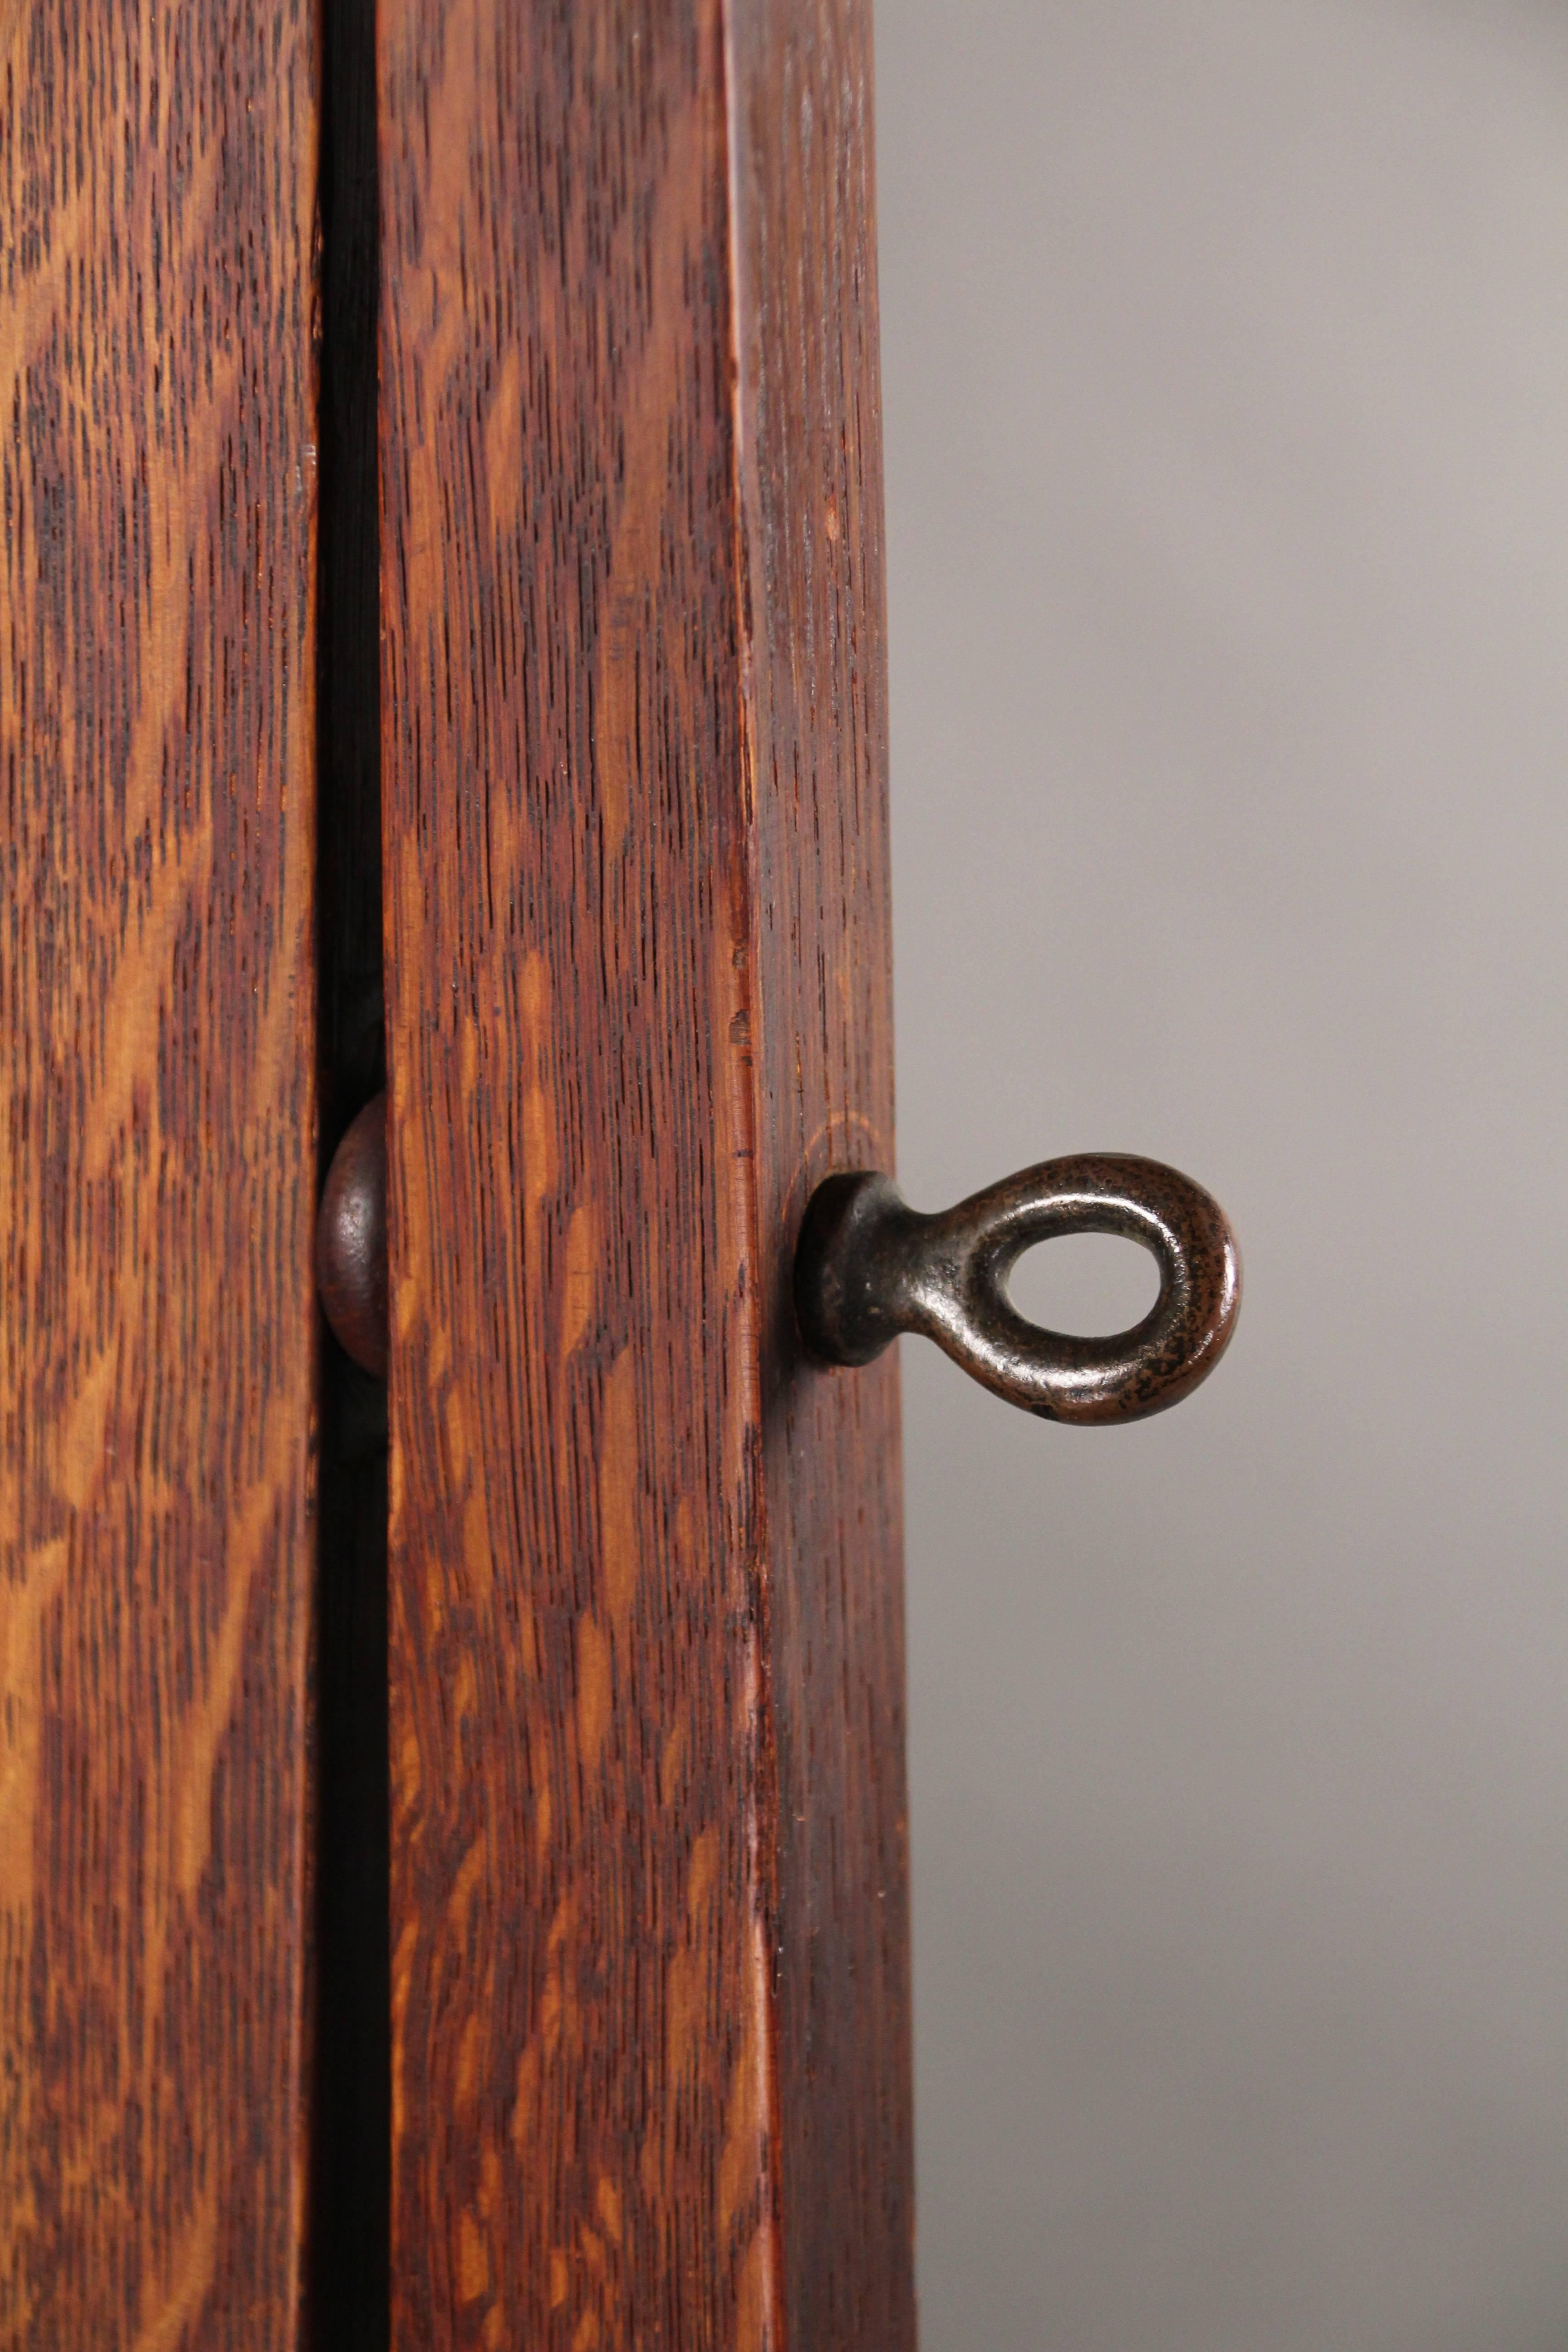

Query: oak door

[2,1,912,2345]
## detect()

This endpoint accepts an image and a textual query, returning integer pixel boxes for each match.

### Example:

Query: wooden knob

[317,1092,388,1378]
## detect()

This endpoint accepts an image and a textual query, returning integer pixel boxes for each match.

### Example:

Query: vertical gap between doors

[311,0,389,2336]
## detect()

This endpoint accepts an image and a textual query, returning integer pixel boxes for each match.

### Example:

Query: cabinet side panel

[378,5,779,2346]
[0,2,321,2343]
[727,2,915,2344]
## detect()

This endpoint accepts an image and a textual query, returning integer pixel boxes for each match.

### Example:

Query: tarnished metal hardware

[794,1153,1240,1424]
[317,1091,389,1379]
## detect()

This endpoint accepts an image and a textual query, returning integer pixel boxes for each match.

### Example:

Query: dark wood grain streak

[0,2,320,2342]
[379,1,911,2343]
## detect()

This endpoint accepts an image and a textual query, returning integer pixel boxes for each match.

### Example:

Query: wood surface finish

[726,8,912,2338]
[0,2,320,2342]
[377,0,911,2342]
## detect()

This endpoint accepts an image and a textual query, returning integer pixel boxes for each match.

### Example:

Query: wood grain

[728,5,912,2340]
[0,2,320,2342]
[379,0,911,2343]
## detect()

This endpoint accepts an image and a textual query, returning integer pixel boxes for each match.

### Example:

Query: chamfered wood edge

[722,0,915,2340]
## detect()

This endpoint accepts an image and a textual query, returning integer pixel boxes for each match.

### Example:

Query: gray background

[874,5,1568,2347]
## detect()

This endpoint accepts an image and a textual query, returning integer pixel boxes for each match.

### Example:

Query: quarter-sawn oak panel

[379,0,911,2344]
[0,2,320,2341]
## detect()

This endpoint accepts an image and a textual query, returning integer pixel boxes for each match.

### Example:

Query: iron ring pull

[794,1153,1241,1425]
[320,1107,1241,1426]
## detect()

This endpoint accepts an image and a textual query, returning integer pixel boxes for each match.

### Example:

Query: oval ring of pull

[794,1153,1240,1425]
